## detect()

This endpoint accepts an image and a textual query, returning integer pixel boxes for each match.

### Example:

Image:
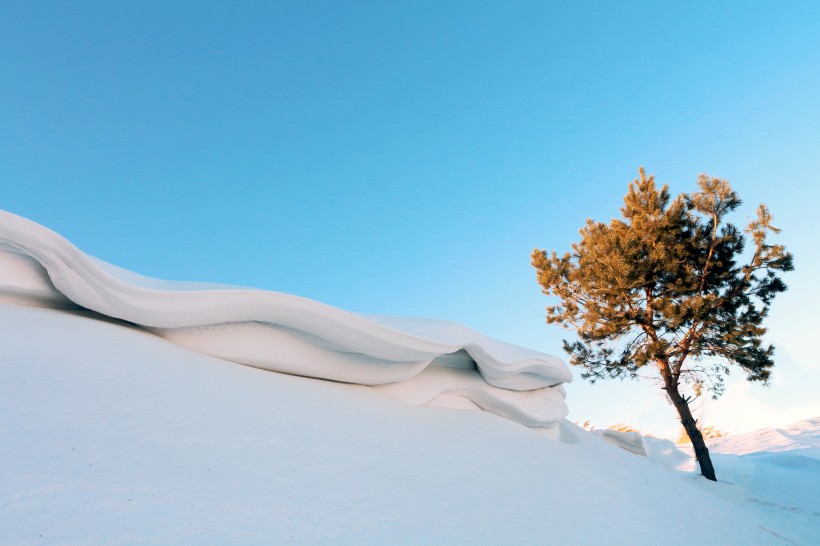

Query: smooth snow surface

[701,419,820,542]
[4,305,817,545]
[0,210,570,428]
[606,423,820,545]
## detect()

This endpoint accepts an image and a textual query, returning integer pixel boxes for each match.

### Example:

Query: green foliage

[532,168,793,398]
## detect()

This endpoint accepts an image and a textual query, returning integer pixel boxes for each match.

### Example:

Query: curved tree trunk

[665,380,717,481]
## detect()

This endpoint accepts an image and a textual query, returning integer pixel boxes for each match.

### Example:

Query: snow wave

[0,210,571,427]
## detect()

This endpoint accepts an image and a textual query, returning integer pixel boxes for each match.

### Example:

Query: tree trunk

[665,380,717,481]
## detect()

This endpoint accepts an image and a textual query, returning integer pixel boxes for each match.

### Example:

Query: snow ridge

[0,210,571,428]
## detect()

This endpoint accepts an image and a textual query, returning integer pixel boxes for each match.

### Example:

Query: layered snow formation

[0,210,571,428]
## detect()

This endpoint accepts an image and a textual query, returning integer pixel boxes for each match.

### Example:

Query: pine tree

[531,169,793,481]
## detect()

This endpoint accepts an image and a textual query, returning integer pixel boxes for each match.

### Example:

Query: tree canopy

[532,169,793,480]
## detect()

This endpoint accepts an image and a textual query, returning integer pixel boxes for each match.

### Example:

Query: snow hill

[1,211,818,544]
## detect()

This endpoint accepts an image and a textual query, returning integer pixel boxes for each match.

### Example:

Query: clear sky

[3,1,819,438]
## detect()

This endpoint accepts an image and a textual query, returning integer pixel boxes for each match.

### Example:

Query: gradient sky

[3,1,819,438]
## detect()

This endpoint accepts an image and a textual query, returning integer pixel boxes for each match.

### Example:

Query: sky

[2,1,819,438]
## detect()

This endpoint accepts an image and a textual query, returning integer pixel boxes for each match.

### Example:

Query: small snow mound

[593,429,647,456]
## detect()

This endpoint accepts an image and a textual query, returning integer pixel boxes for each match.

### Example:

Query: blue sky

[3,1,819,437]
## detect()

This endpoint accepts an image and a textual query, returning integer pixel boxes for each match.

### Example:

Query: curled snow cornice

[0,210,571,427]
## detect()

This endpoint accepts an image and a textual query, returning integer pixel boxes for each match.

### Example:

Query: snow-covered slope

[0,210,569,429]
[2,210,817,544]
[707,418,820,458]
[598,422,820,545]
[701,420,820,543]
[1,305,805,545]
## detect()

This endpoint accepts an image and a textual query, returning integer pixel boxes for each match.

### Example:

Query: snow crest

[0,210,571,428]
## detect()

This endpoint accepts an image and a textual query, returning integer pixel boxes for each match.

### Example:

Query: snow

[607,423,820,544]
[0,210,569,429]
[594,429,647,456]
[1,210,818,544]
[701,420,820,542]
[4,305,818,544]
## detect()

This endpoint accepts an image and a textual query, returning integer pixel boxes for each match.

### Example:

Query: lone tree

[531,169,793,481]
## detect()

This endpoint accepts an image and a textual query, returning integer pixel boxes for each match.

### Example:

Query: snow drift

[5,304,815,545]
[0,210,570,428]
